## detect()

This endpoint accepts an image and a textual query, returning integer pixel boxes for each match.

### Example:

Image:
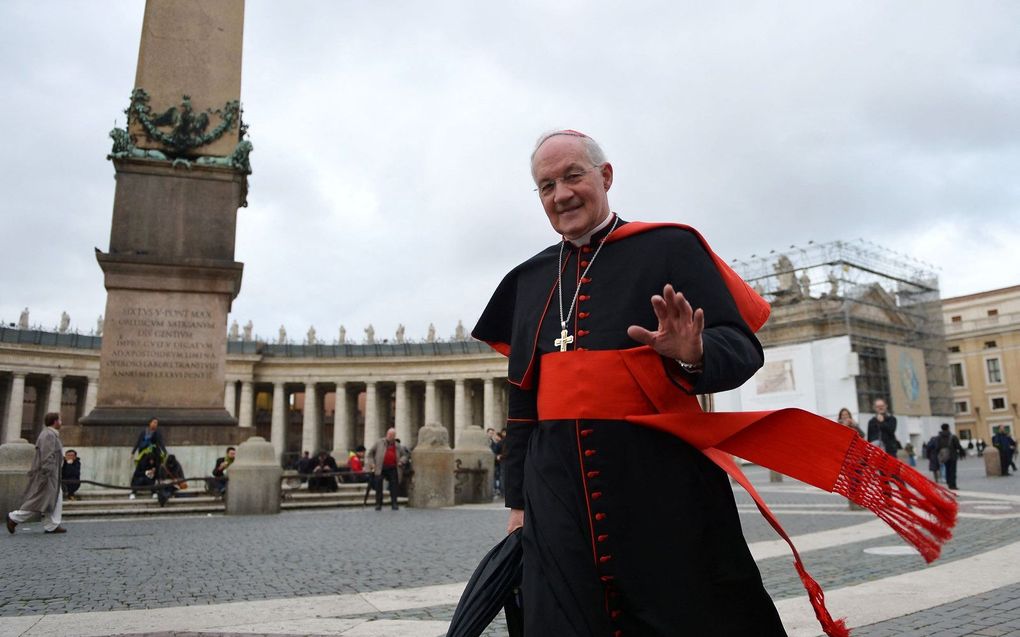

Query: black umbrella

[447,528,524,637]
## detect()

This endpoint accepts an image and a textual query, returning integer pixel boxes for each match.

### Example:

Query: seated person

[308,451,339,492]
[62,449,82,500]
[346,445,368,483]
[130,455,158,499]
[210,447,236,496]
[156,454,186,506]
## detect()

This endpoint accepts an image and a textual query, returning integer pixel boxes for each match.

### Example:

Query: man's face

[386,429,396,442]
[52,417,62,430]
[65,451,76,462]
[532,136,613,240]
[874,400,887,415]
[149,419,158,431]
[227,449,236,460]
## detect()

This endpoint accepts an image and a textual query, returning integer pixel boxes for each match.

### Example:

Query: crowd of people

[837,398,1019,491]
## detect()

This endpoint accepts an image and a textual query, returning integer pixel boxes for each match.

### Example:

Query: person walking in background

[7,412,67,535]
[932,424,965,491]
[367,428,409,511]
[867,398,898,455]
[61,449,82,500]
[992,427,1015,476]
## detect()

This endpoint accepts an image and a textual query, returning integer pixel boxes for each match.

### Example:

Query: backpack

[936,435,952,464]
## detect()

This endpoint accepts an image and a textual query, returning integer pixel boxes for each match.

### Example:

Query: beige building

[943,284,1020,442]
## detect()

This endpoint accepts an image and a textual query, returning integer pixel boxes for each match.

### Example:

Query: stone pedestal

[409,423,455,509]
[225,436,281,515]
[454,426,494,504]
[0,439,35,522]
[985,450,1003,477]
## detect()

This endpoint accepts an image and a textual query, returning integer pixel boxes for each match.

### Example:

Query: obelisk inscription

[99,290,227,408]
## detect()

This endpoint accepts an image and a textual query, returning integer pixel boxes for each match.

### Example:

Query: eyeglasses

[534,165,600,197]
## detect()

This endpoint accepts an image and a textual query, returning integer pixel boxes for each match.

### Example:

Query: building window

[984,340,998,349]
[948,345,960,353]
[949,362,965,388]
[951,315,962,323]
[991,397,1007,411]
[958,428,972,440]
[954,400,969,415]
[987,358,1003,384]
[988,309,999,317]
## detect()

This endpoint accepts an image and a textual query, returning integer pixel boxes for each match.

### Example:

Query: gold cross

[554,328,574,352]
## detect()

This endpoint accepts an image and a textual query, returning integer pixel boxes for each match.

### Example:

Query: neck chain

[555,214,619,352]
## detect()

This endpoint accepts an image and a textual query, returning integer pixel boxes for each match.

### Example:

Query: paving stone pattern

[1,462,1017,636]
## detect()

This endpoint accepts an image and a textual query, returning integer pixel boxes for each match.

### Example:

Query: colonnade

[0,371,98,443]
[223,375,509,464]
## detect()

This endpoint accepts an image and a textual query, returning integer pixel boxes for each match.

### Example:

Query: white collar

[566,213,614,247]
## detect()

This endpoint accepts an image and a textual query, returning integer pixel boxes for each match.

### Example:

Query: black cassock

[473,217,786,636]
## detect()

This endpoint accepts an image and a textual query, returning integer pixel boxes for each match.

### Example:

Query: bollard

[984,449,1002,477]
[409,422,455,508]
[0,439,35,522]
[225,436,282,515]
[454,426,494,504]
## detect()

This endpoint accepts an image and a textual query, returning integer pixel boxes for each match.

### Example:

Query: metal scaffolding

[731,238,952,417]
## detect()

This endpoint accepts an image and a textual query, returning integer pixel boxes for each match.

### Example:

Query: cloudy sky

[2,1,1018,342]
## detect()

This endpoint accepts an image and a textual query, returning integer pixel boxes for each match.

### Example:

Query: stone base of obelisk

[80,159,245,439]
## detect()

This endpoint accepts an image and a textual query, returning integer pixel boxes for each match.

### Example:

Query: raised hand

[627,284,704,365]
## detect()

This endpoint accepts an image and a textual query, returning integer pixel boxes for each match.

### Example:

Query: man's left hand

[627,284,704,365]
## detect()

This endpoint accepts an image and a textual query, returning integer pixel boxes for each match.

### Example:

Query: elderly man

[367,428,409,511]
[473,130,785,635]
[866,398,899,455]
[7,412,67,535]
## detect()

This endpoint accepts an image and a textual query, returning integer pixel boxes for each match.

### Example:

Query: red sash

[537,347,958,637]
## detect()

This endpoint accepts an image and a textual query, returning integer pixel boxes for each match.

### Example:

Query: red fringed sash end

[833,436,958,562]
[795,560,851,637]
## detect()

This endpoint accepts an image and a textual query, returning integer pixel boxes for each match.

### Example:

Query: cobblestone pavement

[1,460,1017,636]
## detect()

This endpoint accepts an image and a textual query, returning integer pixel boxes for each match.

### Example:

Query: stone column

[224,381,237,417]
[424,379,439,426]
[238,380,254,429]
[0,439,35,522]
[332,382,349,458]
[453,379,467,448]
[395,381,411,447]
[3,374,26,444]
[45,375,64,418]
[301,382,320,453]
[364,381,380,444]
[483,378,496,431]
[82,377,99,417]
[270,382,286,463]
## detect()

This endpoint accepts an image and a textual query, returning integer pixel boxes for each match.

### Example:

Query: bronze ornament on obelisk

[78,0,249,446]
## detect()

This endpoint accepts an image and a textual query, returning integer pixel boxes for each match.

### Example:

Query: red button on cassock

[580,260,590,268]
[599,555,613,563]
[586,470,600,478]
[591,491,603,500]
[595,513,606,521]
[579,295,590,301]
[580,428,593,437]
[598,534,609,542]
[584,449,596,457]
[578,312,590,319]
[580,276,592,284]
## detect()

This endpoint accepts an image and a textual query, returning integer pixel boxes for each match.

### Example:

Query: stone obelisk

[78,0,249,447]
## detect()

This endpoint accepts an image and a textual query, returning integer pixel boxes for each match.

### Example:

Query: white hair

[530,129,607,177]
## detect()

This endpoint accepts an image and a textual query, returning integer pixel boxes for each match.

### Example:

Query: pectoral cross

[554,325,573,352]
